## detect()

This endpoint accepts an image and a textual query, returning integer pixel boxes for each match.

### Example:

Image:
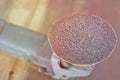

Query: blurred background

[0,0,120,80]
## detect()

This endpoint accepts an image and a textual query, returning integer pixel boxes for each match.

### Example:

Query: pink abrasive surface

[48,14,117,65]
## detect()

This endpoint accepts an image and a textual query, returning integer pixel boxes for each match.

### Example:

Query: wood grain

[0,0,120,80]
[0,0,54,80]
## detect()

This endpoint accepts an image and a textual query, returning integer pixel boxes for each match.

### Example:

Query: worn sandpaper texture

[48,14,117,65]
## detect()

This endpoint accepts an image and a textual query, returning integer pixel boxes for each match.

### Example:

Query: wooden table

[0,0,120,80]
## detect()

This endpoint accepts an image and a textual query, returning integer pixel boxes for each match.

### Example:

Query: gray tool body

[0,19,100,79]
[0,20,54,75]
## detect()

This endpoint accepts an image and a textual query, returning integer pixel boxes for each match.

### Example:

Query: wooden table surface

[0,0,120,80]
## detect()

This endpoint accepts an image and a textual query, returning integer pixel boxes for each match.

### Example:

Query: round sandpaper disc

[48,14,117,65]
